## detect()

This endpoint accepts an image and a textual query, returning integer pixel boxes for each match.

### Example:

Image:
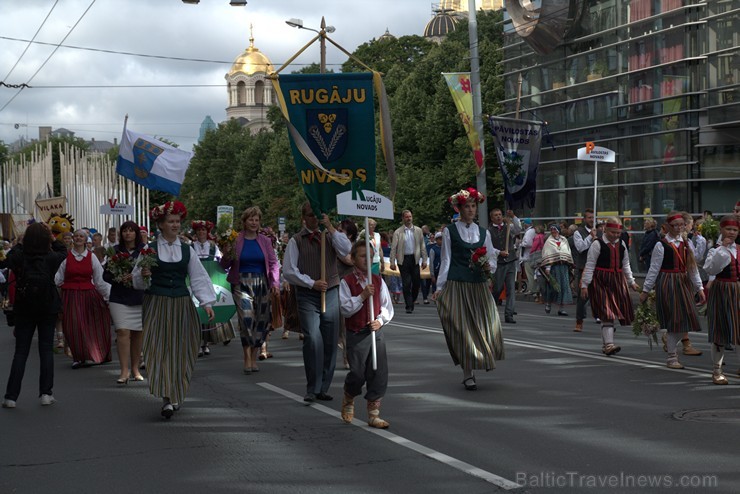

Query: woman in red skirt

[54,229,111,368]
[640,212,705,369]
[580,217,640,356]
[703,216,739,385]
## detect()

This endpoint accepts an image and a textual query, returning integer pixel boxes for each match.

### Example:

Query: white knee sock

[711,345,725,371]
[462,367,474,380]
[601,325,615,345]
[666,333,682,355]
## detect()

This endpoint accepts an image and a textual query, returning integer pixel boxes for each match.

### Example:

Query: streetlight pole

[468,0,488,227]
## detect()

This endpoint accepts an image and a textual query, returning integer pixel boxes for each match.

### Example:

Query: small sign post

[577,142,616,221]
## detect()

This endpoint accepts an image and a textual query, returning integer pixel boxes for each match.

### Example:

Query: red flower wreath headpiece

[150,201,187,222]
[448,187,485,212]
[191,220,214,232]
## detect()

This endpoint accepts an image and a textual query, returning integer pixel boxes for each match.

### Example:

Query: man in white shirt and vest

[283,202,352,403]
[390,210,428,314]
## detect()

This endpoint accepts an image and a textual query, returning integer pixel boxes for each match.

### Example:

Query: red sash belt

[660,268,685,273]
[596,267,622,272]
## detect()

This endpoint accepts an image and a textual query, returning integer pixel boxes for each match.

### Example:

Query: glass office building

[500,0,739,231]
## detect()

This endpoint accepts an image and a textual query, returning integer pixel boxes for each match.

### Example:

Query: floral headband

[150,201,187,221]
[191,220,214,232]
[448,188,486,209]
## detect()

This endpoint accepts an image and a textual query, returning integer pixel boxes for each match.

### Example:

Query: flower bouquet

[138,246,158,283]
[470,247,495,282]
[216,213,237,256]
[105,248,134,287]
[633,291,660,349]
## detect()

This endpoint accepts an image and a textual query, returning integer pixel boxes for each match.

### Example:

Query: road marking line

[257,382,522,490]
[388,320,734,381]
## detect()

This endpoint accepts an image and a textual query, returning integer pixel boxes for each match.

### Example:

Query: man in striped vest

[283,202,352,403]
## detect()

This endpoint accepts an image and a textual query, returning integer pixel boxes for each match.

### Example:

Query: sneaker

[2,399,16,408]
[40,394,55,406]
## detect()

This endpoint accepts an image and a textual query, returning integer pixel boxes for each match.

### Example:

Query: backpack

[14,255,56,313]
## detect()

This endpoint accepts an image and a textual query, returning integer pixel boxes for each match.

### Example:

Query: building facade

[500,0,738,228]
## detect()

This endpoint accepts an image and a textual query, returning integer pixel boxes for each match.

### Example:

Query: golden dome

[228,34,273,77]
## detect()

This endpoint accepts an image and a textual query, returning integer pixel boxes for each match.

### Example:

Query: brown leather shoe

[574,321,583,332]
[712,372,728,385]
[666,359,684,369]
[682,338,702,356]
[602,343,621,356]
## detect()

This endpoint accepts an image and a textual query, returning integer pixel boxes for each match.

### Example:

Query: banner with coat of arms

[272,72,378,213]
[488,116,544,210]
[443,72,484,173]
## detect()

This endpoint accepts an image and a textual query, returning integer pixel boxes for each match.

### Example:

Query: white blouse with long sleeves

[192,240,222,261]
[580,239,635,288]
[54,248,111,300]
[435,221,499,293]
[338,274,394,326]
[703,243,737,277]
[132,236,216,307]
[642,235,703,293]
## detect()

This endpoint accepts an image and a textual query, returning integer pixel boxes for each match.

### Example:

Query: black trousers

[400,254,421,311]
[5,312,57,401]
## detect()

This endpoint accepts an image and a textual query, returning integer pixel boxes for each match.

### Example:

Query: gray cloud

[0,0,435,151]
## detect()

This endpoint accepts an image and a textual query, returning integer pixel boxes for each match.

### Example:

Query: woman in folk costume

[133,201,215,419]
[54,229,111,369]
[540,224,574,316]
[432,188,504,391]
[640,211,705,370]
[703,216,739,385]
[580,218,640,356]
[191,220,235,355]
[219,206,280,375]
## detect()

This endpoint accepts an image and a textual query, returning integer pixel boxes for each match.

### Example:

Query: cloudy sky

[0,0,468,151]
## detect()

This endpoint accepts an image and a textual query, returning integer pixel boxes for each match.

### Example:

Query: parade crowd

[1,193,738,426]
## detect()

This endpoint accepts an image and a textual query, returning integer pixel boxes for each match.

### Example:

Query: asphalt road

[1,297,738,493]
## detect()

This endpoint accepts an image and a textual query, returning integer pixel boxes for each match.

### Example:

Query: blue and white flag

[116,129,193,196]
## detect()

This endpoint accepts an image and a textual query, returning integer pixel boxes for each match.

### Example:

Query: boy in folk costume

[703,216,739,385]
[580,218,640,356]
[338,242,394,429]
[641,211,706,369]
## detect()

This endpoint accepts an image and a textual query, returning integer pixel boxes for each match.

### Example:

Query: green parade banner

[272,72,379,214]
[188,260,236,325]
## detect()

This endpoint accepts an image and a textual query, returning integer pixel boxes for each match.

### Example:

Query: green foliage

[182,10,505,233]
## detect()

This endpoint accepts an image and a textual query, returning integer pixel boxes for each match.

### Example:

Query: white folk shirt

[573,226,595,254]
[339,273,394,327]
[192,240,222,261]
[435,221,499,293]
[703,243,737,281]
[520,226,535,261]
[131,236,216,307]
[642,234,702,293]
[580,239,635,288]
[403,226,415,255]
[54,248,111,301]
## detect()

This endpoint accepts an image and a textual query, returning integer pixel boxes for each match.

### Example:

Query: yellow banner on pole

[443,72,483,172]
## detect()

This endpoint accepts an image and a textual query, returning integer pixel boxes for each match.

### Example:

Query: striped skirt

[201,320,237,344]
[544,264,573,305]
[61,288,111,363]
[588,270,634,326]
[436,280,504,371]
[655,272,701,333]
[707,280,739,346]
[233,273,271,348]
[142,294,200,404]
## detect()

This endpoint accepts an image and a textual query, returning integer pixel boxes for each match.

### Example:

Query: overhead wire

[0,0,97,114]
[1,0,60,82]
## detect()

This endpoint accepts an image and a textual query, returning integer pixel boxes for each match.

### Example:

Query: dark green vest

[147,242,191,297]
[448,223,487,283]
